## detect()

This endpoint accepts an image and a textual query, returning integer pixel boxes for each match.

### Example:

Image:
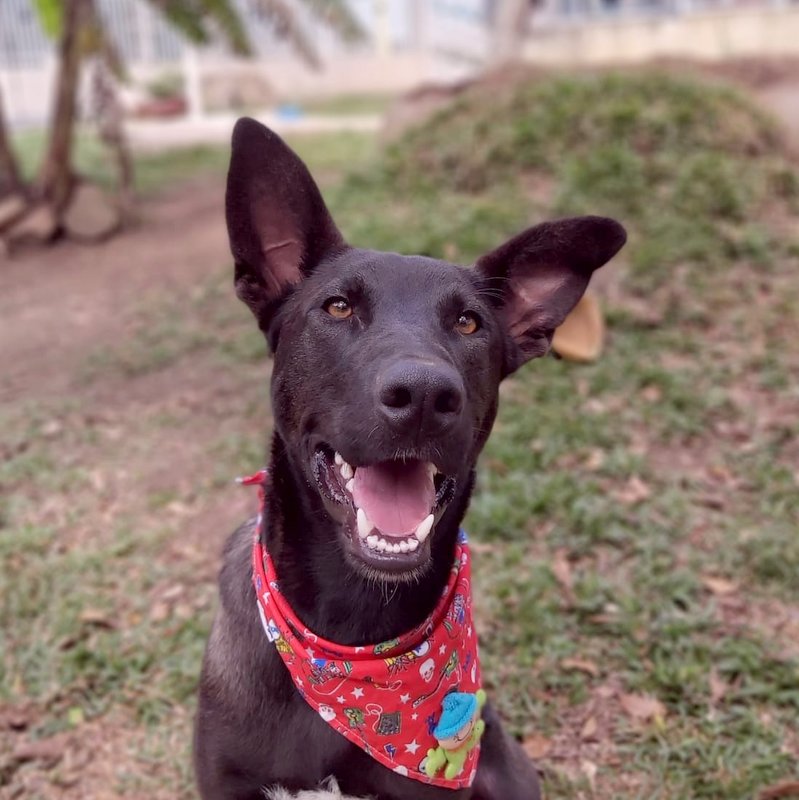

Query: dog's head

[227,119,625,581]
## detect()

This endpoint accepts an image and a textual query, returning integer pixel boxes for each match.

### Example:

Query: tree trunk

[38,0,91,213]
[92,56,133,212]
[0,86,24,199]
[489,0,531,66]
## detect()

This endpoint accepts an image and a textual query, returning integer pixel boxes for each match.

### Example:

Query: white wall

[523,5,799,65]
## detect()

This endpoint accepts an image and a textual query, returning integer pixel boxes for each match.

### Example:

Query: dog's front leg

[471,704,541,800]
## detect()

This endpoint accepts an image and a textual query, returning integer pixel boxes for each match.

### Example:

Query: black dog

[194,118,626,799]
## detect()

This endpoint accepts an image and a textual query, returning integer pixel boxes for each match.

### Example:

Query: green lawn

[11,127,376,195]
[2,76,799,798]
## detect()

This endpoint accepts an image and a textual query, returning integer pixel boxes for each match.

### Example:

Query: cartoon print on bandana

[319,704,337,722]
[443,590,468,638]
[364,703,401,737]
[373,638,400,655]
[248,471,482,791]
[384,640,430,675]
[413,650,460,709]
[373,710,401,736]
[344,707,365,730]
[307,658,351,686]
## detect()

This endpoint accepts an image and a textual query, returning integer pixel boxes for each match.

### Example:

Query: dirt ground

[0,181,229,402]
[2,69,799,796]
[0,180,260,799]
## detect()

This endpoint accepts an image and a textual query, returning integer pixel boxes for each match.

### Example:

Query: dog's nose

[377,359,464,435]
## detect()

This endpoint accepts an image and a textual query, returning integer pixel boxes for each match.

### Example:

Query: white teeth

[357,508,372,539]
[334,452,343,466]
[345,479,355,494]
[427,463,438,478]
[415,514,434,543]
[358,522,430,555]
[340,462,354,480]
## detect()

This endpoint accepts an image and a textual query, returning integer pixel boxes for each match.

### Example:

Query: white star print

[399,693,410,704]
[467,625,472,636]
[411,713,418,721]
[355,646,365,652]
[405,739,421,755]
[352,687,364,699]
[296,677,303,686]
[439,644,447,655]
[306,647,316,659]
[336,695,346,704]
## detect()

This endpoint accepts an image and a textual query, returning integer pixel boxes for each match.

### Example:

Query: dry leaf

[581,759,598,792]
[41,418,63,437]
[707,464,734,484]
[149,602,170,622]
[698,494,726,510]
[552,549,575,604]
[12,738,65,767]
[584,449,605,471]
[619,693,667,722]
[709,668,728,705]
[641,385,662,403]
[161,584,185,601]
[523,733,553,760]
[78,608,115,628]
[562,657,600,677]
[580,715,598,741]
[615,475,651,505]
[701,575,739,596]
[759,781,799,799]
[174,602,193,620]
[0,707,30,731]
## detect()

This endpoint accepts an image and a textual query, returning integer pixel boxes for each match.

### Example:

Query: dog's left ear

[226,117,346,332]
[475,216,626,375]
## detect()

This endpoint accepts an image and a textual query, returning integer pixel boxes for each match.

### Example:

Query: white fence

[0,0,430,126]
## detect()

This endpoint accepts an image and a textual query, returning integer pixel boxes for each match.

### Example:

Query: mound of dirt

[378,71,799,288]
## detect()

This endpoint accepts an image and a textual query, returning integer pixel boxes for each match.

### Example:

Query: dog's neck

[261,433,474,646]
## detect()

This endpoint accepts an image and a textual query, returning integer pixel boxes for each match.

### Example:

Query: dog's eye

[455,311,480,335]
[324,297,352,320]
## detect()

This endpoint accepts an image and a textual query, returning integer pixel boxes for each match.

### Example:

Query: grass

[2,72,799,798]
[11,127,375,196]
[296,92,394,116]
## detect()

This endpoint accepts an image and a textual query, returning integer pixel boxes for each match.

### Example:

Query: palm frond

[297,0,364,42]
[31,0,63,38]
[197,0,252,56]
[145,1,212,47]
[250,0,320,69]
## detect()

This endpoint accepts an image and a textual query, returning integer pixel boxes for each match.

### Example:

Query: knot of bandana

[244,470,483,788]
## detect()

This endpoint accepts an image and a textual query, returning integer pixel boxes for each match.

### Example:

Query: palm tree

[0,85,25,207]
[0,0,362,242]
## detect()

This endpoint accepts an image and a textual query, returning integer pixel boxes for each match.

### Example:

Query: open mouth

[312,444,456,574]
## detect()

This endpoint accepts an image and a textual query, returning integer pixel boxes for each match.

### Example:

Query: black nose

[377,359,465,435]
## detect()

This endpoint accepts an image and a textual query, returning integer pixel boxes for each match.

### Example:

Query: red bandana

[243,470,483,789]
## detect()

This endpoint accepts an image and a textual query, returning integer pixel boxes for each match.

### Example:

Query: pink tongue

[352,460,435,537]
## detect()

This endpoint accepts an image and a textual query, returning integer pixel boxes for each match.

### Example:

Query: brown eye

[455,311,480,335]
[324,297,352,319]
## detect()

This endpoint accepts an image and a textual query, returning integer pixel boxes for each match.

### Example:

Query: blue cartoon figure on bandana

[424,690,486,780]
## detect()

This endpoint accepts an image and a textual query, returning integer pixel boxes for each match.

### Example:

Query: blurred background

[1,2,798,799]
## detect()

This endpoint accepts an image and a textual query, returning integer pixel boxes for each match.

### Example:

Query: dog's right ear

[226,118,346,332]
